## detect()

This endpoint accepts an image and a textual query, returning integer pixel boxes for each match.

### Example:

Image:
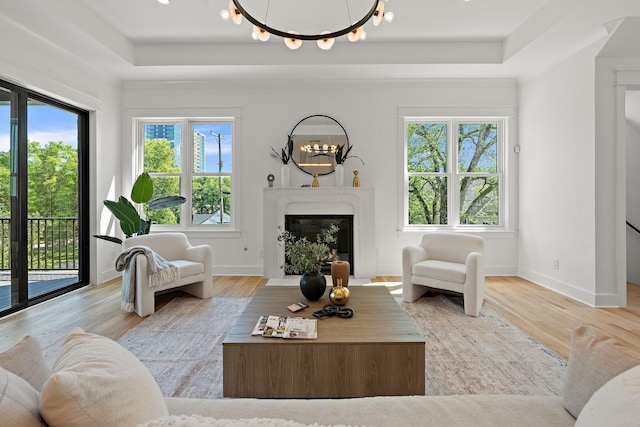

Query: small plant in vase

[276,224,339,300]
[334,144,363,187]
[335,144,363,166]
[270,134,294,165]
[270,135,294,187]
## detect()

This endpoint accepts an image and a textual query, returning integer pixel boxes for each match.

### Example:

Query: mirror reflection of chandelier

[220,0,393,50]
[301,142,339,155]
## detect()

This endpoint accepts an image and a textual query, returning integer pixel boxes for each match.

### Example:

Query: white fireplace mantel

[263,187,375,279]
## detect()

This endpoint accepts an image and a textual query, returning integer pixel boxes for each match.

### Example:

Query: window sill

[150,227,242,239]
[398,228,516,240]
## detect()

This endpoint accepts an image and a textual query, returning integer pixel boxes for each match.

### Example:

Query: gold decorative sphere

[329,284,350,306]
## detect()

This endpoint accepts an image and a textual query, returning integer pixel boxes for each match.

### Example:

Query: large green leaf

[148,195,186,211]
[104,196,141,237]
[130,172,154,204]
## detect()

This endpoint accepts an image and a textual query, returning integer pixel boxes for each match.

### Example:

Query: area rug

[117,292,566,399]
[403,292,566,395]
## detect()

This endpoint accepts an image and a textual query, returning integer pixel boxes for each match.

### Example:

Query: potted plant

[270,134,294,164]
[270,135,294,187]
[276,223,339,300]
[94,172,186,245]
[334,144,364,166]
[334,144,363,187]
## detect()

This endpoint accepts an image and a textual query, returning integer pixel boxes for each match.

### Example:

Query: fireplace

[263,187,375,279]
[285,214,354,275]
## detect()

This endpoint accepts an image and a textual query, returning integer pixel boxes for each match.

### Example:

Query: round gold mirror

[290,115,348,176]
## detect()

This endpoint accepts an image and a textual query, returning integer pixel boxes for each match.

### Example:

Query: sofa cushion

[40,327,168,427]
[165,395,576,427]
[0,335,51,391]
[172,259,204,278]
[562,324,640,418]
[574,364,640,426]
[138,415,335,427]
[412,260,466,284]
[0,366,46,427]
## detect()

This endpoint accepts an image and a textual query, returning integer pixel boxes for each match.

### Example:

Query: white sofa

[1,325,639,427]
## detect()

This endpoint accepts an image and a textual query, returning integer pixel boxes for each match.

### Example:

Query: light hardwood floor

[1,275,639,360]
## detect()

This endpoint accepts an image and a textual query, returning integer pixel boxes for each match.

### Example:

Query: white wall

[0,15,122,286]
[121,79,520,278]
[518,43,602,304]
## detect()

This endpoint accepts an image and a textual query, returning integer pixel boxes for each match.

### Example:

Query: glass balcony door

[25,98,81,299]
[0,81,88,315]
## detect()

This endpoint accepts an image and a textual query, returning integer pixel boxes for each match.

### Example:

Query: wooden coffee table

[222,285,425,398]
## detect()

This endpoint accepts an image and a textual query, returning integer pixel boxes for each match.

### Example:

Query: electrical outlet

[553,259,559,270]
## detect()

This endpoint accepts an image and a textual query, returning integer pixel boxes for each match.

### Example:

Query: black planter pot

[299,271,327,301]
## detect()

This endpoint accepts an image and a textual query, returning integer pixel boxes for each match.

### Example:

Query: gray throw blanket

[115,245,179,313]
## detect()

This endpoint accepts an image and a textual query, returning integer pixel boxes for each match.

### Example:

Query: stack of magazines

[251,315,317,339]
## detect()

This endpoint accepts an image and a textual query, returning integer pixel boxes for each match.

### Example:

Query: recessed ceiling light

[158,0,170,4]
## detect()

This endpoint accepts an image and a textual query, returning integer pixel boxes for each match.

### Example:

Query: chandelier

[220,0,393,50]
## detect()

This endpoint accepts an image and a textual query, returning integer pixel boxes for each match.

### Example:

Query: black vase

[299,271,327,301]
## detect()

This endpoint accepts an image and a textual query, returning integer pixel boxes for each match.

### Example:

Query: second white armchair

[402,232,484,316]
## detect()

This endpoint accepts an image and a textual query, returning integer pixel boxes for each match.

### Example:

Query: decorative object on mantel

[334,164,345,187]
[267,174,275,187]
[329,279,350,306]
[220,0,394,51]
[353,170,360,187]
[331,260,350,287]
[334,144,364,187]
[312,173,319,187]
[276,224,339,301]
[335,144,364,165]
[281,164,290,187]
[270,135,294,187]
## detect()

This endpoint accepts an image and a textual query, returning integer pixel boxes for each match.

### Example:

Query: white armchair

[402,232,484,316]
[122,232,213,317]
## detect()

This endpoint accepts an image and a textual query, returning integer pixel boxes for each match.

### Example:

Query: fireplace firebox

[285,214,354,275]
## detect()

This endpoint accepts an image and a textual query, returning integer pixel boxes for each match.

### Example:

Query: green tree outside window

[407,120,501,227]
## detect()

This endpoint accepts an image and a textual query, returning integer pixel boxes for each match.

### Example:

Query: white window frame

[402,115,507,231]
[133,116,238,234]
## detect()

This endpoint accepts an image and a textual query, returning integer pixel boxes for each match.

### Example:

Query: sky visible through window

[0,104,79,151]
[193,123,233,174]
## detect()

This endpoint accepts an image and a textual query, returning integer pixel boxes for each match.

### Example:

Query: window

[0,79,89,317]
[404,118,504,229]
[137,119,234,229]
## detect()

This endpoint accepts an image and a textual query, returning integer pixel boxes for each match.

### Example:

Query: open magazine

[282,317,317,339]
[251,315,317,339]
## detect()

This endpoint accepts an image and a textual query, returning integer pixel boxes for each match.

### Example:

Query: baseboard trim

[518,267,598,307]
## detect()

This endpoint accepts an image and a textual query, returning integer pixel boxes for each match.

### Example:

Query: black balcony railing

[0,217,79,271]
